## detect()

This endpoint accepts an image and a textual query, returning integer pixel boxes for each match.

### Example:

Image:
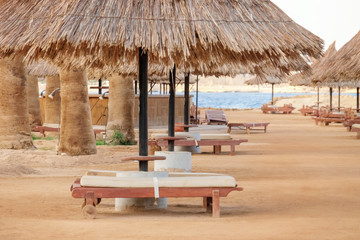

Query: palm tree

[106,74,136,144]
[0,56,34,149]
[27,74,42,129]
[44,75,61,124]
[58,68,96,156]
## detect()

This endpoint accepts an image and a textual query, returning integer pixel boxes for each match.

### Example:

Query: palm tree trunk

[106,74,135,144]
[45,75,61,124]
[0,56,34,149]
[27,75,42,129]
[58,69,96,155]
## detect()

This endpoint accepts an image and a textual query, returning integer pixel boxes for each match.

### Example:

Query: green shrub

[31,134,54,141]
[96,140,107,145]
[111,130,132,145]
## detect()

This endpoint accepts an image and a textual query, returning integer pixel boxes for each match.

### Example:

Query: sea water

[187,92,357,110]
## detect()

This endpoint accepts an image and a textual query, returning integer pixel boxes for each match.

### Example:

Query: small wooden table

[120,155,166,171]
[227,122,270,134]
[120,155,166,162]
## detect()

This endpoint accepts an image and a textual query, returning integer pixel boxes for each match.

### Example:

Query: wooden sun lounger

[314,117,345,126]
[261,104,295,114]
[34,125,104,138]
[299,105,318,116]
[148,138,248,155]
[71,178,242,218]
[227,122,270,134]
[205,110,228,125]
[344,119,360,131]
[351,124,360,139]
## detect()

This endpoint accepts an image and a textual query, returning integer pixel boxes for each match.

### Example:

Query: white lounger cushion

[200,134,231,140]
[86,170,225,177]
[80,174,236,188]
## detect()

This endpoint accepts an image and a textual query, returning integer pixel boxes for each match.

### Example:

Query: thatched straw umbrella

[311,31,360,112]
[245,75,287,105]
[0,0,323,160]
[290,42,337,108]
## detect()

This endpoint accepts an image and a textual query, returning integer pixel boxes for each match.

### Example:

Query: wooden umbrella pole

[98,78,102,94]
[317,86,320,107]
[138,48,148,171]
[195,76,199,124]
[357,87,359,113]
[184,72,190,132]
[271,83,274,105]
[329,87,333,111]
[338,86,341,112]
[168,65,176,151]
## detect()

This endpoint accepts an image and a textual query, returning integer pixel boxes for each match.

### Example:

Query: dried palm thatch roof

[26,60,59,76]
[0,0,322,76]
[312,31,360,85]
[288,42,337,87]
[245,75,287,86]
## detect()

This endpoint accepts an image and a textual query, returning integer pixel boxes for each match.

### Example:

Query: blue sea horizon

[183,92,357,110]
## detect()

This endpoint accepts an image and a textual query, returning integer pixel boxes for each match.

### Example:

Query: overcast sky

[271,0,360,51]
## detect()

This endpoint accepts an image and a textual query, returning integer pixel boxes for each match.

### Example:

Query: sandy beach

[0,107,359,240]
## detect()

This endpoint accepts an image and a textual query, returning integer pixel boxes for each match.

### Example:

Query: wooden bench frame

[205,110,229,125]
[343,119,360,131]
[71,178,242,218]
[227,122,269,134]
[34,125,104,138]
[351,126,360,139]
[299,107,318,116]
[148,139,248,155]
[261,105,295,114]
[314,117,345,126]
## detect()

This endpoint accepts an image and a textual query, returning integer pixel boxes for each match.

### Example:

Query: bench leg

[264,126,267,133]
[213,145,221,155]
[203,197,212,213]
[357,132,360,139]
[227,127,231,133]
[230,145,235,156]
[212,190,220,218]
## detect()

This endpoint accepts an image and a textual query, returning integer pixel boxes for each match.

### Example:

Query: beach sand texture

[0,108,359,240]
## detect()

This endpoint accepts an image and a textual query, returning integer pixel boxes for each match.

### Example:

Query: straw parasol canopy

[245,74,287,105]
[0,0,323,76]
[289,42,337,87]
[312,31,360,85]
[27,60,59,77]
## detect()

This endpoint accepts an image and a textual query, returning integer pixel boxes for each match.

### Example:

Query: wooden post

[134,80,138,95]
[98,78,102,94]
[168,66,176,151]
[271,83,274,105]
[184,73,190,132]
[338,86,341,111]
[329,87,333,111]
[138,48,148,171]
[212,190,220,218]
[196,76,199,124]
[317,86,320,107]
[357,87,359,113]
